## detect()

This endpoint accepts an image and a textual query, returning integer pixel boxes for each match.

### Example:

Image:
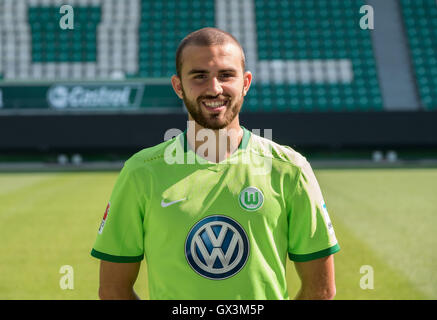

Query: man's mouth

[201,99,229,112]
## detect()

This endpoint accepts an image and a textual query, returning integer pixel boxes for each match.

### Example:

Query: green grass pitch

[0,168,436,299]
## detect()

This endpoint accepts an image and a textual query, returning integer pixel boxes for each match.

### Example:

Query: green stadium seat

[251,0,382,111]
[400,0,437,110]
[28,6,100,66]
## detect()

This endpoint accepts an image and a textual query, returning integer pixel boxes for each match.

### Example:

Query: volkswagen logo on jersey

[185,215,249,280]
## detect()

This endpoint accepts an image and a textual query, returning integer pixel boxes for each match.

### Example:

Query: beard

[181,86,244,130]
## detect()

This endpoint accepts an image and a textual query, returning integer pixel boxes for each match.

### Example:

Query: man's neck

[186,118,243,163]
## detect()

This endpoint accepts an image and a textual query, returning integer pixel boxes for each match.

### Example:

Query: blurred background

[0,0,436,300]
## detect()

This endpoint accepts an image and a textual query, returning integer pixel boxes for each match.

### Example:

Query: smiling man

[173,31,248,129]
[91,27,340,300]
[172,29,252,162]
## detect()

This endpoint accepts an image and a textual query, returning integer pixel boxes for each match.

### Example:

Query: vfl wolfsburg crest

[239,187,264,211]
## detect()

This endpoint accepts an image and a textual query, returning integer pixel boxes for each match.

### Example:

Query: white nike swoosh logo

[161,198,187,208]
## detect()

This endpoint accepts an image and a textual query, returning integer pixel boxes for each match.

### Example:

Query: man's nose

[205,77,223,96]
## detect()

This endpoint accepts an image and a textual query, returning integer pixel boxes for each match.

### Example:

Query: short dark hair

[175,27,246,78]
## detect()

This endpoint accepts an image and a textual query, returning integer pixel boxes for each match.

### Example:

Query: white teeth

[204,101,227,108]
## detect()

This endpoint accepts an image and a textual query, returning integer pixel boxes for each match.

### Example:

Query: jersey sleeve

[287,159,340,262]
[91,159,146,263]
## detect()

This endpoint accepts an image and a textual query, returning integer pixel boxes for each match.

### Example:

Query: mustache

[197,95,230,102]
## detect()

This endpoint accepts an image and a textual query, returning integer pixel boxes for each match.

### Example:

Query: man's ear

[242,71,252,96]
[171,75,184,99]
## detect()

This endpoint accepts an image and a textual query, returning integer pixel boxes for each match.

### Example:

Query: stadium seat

[400,0,437,110]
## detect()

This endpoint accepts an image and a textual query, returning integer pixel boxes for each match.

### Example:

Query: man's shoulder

[249,132,309,170]
[123,136,179,171]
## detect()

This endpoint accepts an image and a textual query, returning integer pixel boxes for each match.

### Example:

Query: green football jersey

[91,128,340,299]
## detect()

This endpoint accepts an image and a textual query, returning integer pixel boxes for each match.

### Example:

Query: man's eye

[194,75,207,79]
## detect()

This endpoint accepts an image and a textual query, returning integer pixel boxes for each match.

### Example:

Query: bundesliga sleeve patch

[98,202,111,234]
[321,201,336,237]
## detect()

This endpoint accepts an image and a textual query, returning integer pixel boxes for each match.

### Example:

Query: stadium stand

[138,0,214,78]
[247,0,382,111]
[400,0,437,110]
[0,0,435,112]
